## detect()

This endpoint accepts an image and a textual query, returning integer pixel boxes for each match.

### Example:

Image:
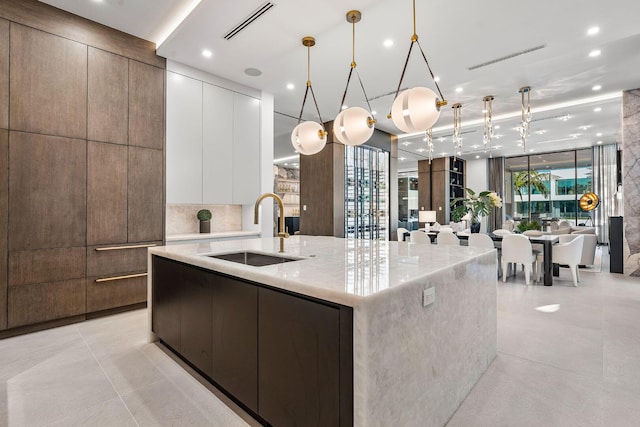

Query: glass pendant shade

[391,87,441,133]
[291,121,327,155]
[333,107,374,146]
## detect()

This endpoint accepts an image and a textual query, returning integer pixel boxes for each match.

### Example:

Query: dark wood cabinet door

[151,256,182,351]
[258,287,341,427]
[9,23,87,139]
[0,130,7,330]
[8,279,86,328]
[0,18,8,130]
[88,47,128,145]
[211,273,258,413]
[8,132,86,251]
[128,146,163,243]
[180,265,213,376]
[87,274,147,313]
[88,141,128,245]
[129,60,164,150]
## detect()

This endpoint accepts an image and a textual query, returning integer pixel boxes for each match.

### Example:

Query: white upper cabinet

[166,72,203,204]
[232,93,261,204]
[202,83,233,204]
[166,71,262,205]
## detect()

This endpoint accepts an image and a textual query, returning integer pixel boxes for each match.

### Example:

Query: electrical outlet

[423,287,435,307]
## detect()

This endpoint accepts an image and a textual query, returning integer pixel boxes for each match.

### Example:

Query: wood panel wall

[0,0,165,334]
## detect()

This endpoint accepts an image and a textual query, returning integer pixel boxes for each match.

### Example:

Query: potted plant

[516,220,542,233]
[451,188,503,233]
[197,209,212,233]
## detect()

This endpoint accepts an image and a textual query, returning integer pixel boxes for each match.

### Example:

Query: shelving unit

[274,177,300,217]
[344,145,389,240]
[449,157,465,221]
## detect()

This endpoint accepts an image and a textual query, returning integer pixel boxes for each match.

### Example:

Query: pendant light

[519,86,532,151]
[333,10,376,146]
[452,103,462,160]
[388,0,447,133]
[290,36,328,155]
[425,128,434,164]
[482,95,494,155]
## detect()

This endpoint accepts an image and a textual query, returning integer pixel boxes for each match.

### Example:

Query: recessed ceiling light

[594,107,602,112]
[592,85,602,91]
[383,39,394,48]
[401,141,412,146]
[589,49,601,58]
[579,125,591,131]
[494,125,500,130]
[399,157,406,161]
[341,105,348,110]
[455,87,463,93]
[286,83,295,90]
[201,49,212,58]
[596,132,603,137]
[570,133,581,138]
[434,76,441,82]
[587,26,600,36]
[475,155,480,159]
[416,148,426,153]
[471,145,480,149]
[559,114,572,121]
[371,110,377,115]
[529,149,534,152]
[535,129,547,135]
[597,140,603,144]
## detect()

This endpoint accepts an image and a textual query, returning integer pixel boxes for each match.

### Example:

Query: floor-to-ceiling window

[505,149,592,225]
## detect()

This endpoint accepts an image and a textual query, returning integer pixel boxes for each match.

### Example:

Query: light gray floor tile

[5,345,120,426]
[121,378,249,427]
[447,353,603,427]
[47,397,137,427]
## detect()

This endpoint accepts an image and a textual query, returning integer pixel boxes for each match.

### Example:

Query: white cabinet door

[232,93,261,204]
[202,83,233,204]
[166,72,203,203]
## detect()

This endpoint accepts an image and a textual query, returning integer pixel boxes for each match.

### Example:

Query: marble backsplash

[166,204,242,235]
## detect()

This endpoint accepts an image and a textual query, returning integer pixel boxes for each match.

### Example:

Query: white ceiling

[41,0,640,171]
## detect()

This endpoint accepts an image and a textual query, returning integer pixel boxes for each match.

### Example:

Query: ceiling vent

[436,129,477,139]
[532,113,570,123]
[467,44,546,71]
[369,87,409,101]
[223,2,275,41]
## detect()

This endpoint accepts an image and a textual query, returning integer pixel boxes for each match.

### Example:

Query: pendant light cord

[337,12,375,118]
[296,44,325,129]
[388,0,447,117]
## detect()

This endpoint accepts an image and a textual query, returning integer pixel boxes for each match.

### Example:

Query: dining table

[404,230,560,286]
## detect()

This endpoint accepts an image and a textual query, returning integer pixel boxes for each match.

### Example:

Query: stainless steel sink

[207,251,301,266]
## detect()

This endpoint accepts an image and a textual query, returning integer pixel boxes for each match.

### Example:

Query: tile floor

[1,246,639,426]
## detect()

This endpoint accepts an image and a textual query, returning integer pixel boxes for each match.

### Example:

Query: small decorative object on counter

[197,209,212,233]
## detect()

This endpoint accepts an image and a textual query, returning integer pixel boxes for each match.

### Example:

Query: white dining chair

[552,234,584,286]
[397,227,409,242]
[410,230,431,244]
[492,229,512,236]
[468,233,494,249]
[437,231,460,246]
[501,234,538,285]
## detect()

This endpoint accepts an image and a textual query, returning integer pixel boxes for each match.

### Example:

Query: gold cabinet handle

[95,273,148,283]
[95,244,157,251]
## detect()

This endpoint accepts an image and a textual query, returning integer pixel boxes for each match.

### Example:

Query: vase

[199,220,210,233]
[470,221,481,233]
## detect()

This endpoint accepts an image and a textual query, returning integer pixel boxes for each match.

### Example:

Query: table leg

[543,240,553,286]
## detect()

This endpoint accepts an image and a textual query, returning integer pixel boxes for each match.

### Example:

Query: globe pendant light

[332,10,376,146]
[388,0,447,133]
[290,36,327,155]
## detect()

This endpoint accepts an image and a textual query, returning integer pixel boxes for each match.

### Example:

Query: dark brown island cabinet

[152,256,354,427]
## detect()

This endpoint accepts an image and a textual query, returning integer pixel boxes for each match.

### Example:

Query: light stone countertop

[165,230,261,242]
[149,235,494,307]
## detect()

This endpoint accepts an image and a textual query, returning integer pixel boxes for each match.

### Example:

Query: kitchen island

[148,236,497,427]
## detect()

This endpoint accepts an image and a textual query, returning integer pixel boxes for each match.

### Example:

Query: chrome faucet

[254,192,288,253]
